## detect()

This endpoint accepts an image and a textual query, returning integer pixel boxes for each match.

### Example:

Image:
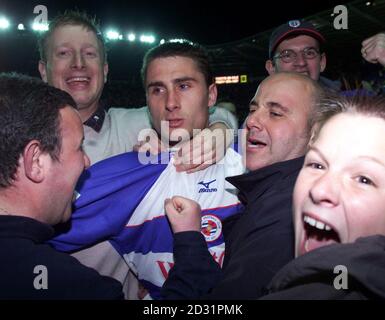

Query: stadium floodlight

[17,23,25,30]
[32,22,48,31]
[106,30,121,40]
[0,17,10,29]
[169,39,190,44]
[140,35,155,44]
[127,33,136,41]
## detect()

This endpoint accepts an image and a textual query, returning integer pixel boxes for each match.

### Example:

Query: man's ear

[265,59,276,75]
[38,60,48,83]
[103,63,109,83]
[320,53,327,73]
[208,83,218,108]
[22,140,50,183]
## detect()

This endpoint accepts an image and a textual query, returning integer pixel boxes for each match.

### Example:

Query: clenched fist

[164,196,202,234]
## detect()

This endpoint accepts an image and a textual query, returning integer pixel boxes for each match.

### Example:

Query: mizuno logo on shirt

[198,179,217,193]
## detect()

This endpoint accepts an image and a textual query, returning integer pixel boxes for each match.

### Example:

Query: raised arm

[161,196,221,299]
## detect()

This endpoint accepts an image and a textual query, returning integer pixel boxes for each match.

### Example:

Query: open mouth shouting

[299,213,340,256]
[247,136,267,149]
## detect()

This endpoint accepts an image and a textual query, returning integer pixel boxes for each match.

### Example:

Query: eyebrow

[308,146,385,169]
[146,81,163,90]
[356,156,385,168]
[147,77,197,90]
[306,146,329,165]
[266,101,290,113]
[55,42,98,48]
[249,99,257,108]
[281,46,318,52]
[248,100,290,113]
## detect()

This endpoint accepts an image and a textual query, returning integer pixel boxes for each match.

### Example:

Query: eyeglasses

[273,48,320,63]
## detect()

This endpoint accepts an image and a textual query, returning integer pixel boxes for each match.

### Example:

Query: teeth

[304,215,316,226]
[303,215,332,231]
[248,143,265,149]
[316,220,325,230]
[67,77,89,83]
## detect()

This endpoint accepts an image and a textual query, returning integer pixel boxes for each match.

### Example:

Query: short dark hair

[141,40,214,87]
[38,10,107,62]
[0,73,77,188]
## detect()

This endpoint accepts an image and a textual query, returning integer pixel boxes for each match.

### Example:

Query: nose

[246,109,264,132]
[71,52,86,69]
[309,172,340,207]
[165,89,180,112]
[293,52,307,66]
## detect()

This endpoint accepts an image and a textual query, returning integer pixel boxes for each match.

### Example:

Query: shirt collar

[83,106,106,133]
[226,156,305,203]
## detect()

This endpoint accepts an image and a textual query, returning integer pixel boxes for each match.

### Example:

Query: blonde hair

[310,94,385,144]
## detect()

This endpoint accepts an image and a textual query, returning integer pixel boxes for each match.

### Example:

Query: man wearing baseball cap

[265,20,327,82]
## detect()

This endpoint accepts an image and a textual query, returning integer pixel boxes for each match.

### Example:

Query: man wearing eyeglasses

[265,20,327,83]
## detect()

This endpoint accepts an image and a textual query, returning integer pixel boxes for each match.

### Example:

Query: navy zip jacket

[263,235,385,299]
[162,157,304,299]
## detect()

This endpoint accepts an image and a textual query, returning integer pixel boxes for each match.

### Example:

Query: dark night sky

[1,0,352,45]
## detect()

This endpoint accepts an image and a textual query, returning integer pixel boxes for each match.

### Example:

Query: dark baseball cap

[269,20,326,58]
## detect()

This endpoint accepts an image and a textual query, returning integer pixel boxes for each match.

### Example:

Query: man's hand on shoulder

[173,122,233,173]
